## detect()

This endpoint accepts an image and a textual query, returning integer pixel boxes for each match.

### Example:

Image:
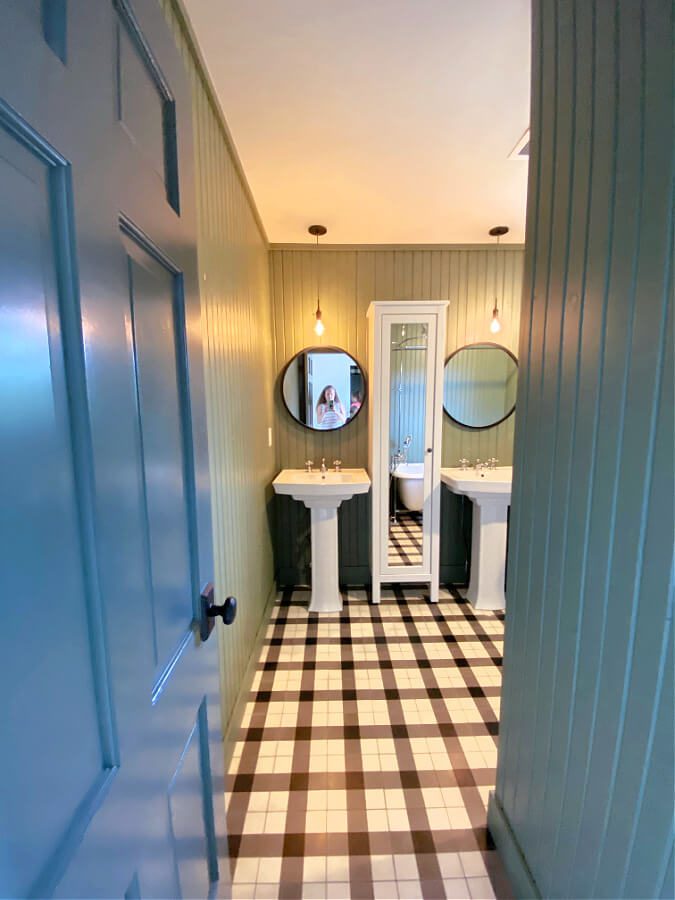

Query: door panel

[124,232,194,678]
[0,117,115,900]
[0,1,227,896]
[168,701,219,900]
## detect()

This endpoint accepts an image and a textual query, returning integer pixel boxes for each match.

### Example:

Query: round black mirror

[281,347,366,431]
[443,342,517,429]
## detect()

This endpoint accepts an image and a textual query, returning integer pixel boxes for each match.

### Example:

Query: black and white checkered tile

[226,586,511,900]
[388,513,423,566]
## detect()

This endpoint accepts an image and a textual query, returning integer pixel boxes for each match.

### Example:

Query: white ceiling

[182,0,531,244]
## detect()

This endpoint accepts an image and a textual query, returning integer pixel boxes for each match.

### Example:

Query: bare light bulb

[314,313,325,336]
[490,306,502,334]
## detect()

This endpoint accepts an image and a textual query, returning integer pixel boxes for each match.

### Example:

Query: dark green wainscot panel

[274,490,471,588]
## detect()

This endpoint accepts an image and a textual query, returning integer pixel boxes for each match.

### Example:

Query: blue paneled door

[0,2,230,897]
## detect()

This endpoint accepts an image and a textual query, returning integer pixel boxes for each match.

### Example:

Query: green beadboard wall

[270,246,524,586]
[160,1,277,730]
[491,1,674,897]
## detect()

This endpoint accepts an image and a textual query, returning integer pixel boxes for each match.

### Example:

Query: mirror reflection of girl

[316,385,346,429]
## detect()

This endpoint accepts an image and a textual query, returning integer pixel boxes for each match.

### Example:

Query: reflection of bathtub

[393,463,425,511]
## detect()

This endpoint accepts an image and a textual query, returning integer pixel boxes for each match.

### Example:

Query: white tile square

[256,857,282,884]
[232,885,256,899]
[365,788,386,810]
[437,853,464,879]
[325,855,351,882]
[370,855,396,881]
[468,876,495,899]
[243,811,266,834]
[254,884,279,899]
[443,878,471,898]
[366,808,389,832]
[460,852,488,878]
[397,880,422,899]
[373,882,398,899]
[387,808,409,831]
[326,883,350,899]
[303,856,327,882]
[393,854,418,881]
[302,885,326,900]
[234,857,260,884]
[265,811,287,833]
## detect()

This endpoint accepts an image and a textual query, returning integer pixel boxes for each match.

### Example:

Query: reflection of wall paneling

[161,1,276,729]
[271,245,524,584]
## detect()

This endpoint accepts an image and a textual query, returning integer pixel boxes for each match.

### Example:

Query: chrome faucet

[320,457,327,473]
[459,458,470,470]
[487,457,499,470]
[333,459,342,472]
[304,459,314,472]
[474,458,485,472]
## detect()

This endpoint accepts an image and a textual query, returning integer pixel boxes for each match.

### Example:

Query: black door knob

[199,583,237,641]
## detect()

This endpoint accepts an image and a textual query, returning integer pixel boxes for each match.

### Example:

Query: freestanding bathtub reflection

[393,462,425,511]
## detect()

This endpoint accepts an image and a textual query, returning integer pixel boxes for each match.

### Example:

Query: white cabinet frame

[367,301,448,604]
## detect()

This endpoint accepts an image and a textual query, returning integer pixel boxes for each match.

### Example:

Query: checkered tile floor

[388,513,423,566]
[226,586,510,900]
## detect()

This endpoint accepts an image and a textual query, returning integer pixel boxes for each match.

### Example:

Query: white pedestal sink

[272,469,371,613]
[440,467,512,610]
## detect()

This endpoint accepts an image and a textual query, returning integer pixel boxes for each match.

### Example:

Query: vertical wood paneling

[493,1,674,897]
[270,244,524,584]
[160,1,276,729]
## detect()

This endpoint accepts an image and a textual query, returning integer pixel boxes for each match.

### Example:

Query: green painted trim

[221,583,277,769]
[488,792,541,899]
[162,0,269,245]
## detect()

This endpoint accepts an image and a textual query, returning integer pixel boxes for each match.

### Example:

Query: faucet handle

[333,459,342,472]
[305,459,314,472]
[458,457,469,470]
[488,457,499,469]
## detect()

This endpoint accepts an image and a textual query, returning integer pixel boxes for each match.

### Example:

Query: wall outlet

[268,426,273,448]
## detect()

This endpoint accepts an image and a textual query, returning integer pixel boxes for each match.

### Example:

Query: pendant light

[309,224,327,336]
[489,225,509,334]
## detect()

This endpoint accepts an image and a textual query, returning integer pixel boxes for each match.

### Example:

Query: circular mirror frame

[442,341,518,430]
[280,345,367,432]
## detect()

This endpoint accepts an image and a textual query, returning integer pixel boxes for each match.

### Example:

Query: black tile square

[232,773,255,792]
[289,773,309,791]
[400,771,420,789]
[345,771,365,790]
[282,833,305,856]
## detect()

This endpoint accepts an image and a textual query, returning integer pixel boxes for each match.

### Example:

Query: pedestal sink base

[308,505,342,613]
[466,499,508,610]
[272,469,371,615]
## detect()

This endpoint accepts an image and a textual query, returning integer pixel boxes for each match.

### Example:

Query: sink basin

[440,466,512,500]
[273,469,371,505]
[272,468,371,613]
[441,466,513,611]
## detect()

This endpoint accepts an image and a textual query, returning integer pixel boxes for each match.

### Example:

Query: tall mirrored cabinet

[367,301,448,603]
